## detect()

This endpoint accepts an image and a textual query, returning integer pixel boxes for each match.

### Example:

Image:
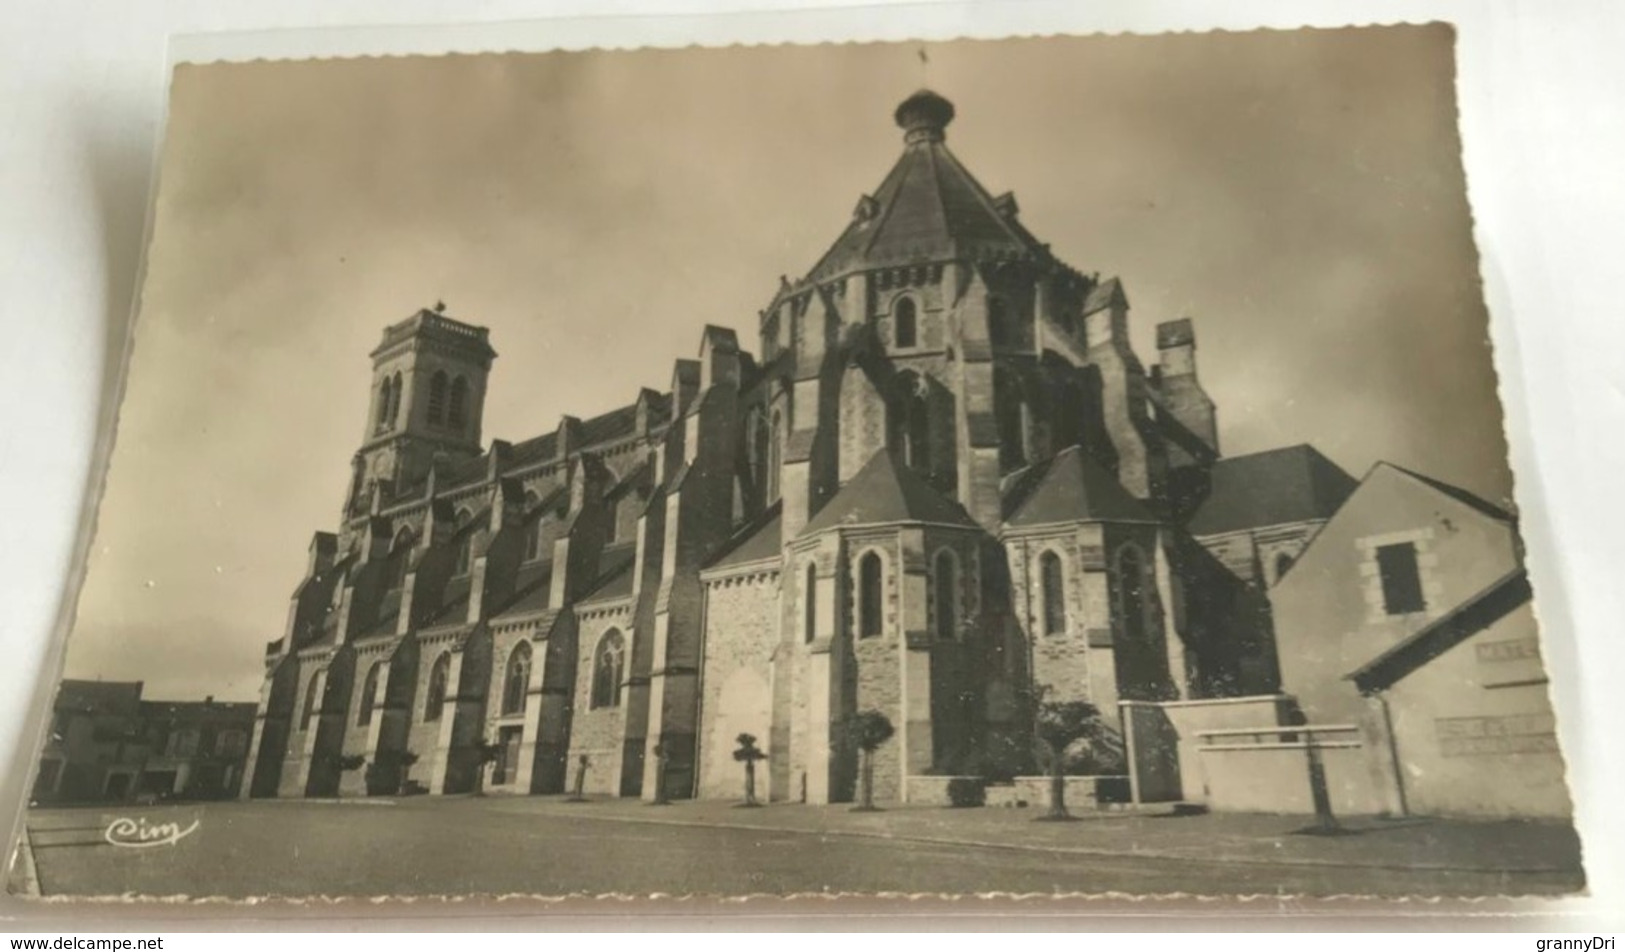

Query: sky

[62,23,1512,700]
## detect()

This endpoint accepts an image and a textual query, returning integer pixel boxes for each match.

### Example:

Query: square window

[1375,542,1426,615]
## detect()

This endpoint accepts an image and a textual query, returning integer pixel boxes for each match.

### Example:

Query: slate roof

[1003,446,1158,526]
[424,575,472,629]
[494,560,555,619]
[355,589,404,640]
[577,543,640,605]
[801,449,980,537]
[806,91,1052,282]
[391,392,674,503]
[1187,445,1357,537]
[1348,568,1533,694]
[707,504,783,570]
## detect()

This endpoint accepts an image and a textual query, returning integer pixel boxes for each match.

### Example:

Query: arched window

[988,297,1009,347]
[934,549,959,641]
[1040,550,1066,636]
[448,376,470,430]
[523,492,545,562]
[300,673,322,731]
[590,630,625,709]
[427,371,449,425]
[1053,374,1086,454]
[424,653,451,721]
[894,297,918,349]
[376,377,393,429]
[357,663,382,727]
[898,373,932,474]
[390,372,403,425]
[389,527,414,590]
[1274,551,1295,584]
[749,409,771,494]
[768,409,783,503]
[502,642,531,715]
[1118,545,1148,642]
[994,366,1026,470]
[453,507,474,576]
[803,562,818,644]
[858,551,884,639]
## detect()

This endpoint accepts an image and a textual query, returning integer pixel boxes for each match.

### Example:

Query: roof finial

[433,299,446,314]
[894,90,954,145]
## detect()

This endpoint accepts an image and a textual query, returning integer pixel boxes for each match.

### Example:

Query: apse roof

[707,505,784,570]
[1003,446,1158,526]
[800,448,980,537]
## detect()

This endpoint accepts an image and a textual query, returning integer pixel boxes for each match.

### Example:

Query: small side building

[1270,463,1570,818]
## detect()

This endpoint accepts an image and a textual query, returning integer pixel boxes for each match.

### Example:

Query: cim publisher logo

[102,816,199,849]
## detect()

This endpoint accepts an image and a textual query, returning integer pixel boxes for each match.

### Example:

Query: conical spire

[803,91,1050,282]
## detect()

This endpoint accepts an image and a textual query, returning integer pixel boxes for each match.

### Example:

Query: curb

[499,802,1578,876]
[7,828,42,898]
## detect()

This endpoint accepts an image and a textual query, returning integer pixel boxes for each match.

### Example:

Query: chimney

[1156,317,1218,462]
[1156,318,1197,378]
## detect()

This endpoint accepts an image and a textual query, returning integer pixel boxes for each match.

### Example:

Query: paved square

[13,797,1585,901]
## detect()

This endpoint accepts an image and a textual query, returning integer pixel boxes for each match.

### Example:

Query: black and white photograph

[5,22,1588,903]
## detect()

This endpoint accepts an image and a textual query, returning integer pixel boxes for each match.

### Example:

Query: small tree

[395,750,421,795]
[732,733,768,807]
[366,749,421,796]
[847,710,895,812]
[1034,698,1102,821]
[567,754,591,802]
[325,753,367,798]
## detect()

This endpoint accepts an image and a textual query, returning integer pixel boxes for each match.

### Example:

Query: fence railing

[1192,723,1361,752]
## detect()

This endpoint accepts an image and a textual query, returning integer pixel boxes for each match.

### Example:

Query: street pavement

[12,795,1585,902]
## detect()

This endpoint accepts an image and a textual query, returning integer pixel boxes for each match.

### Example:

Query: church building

[243,90,1299,805]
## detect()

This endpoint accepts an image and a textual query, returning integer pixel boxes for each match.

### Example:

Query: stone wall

[567,609,634,796]
[404,635,453,792]
[697,569,780,800]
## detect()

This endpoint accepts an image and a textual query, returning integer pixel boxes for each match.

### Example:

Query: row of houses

[29,681,256,804]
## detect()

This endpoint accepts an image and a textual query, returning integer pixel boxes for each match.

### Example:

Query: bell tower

[348,304,497,513]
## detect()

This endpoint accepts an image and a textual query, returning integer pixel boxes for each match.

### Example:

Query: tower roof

[1003,446,1159,526]
[799,448,980,537]
[805,91,1053,282]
